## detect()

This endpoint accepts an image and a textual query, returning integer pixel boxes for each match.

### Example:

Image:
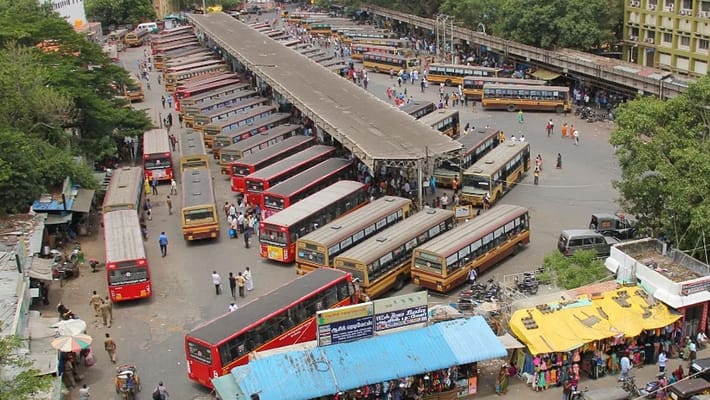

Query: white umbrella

[52,319,87,336]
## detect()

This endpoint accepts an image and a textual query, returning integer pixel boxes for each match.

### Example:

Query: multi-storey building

[624,0,710,76]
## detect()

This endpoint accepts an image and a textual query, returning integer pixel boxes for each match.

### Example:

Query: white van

[136,22,159,34]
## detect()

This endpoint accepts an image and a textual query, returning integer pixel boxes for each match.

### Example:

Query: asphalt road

[52,19,621,399]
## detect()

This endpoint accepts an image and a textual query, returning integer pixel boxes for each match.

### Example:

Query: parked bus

[108,29,128,51]
[125,28,149,47]
[142,128,173,182]
[230,136,315,193]
[123,75,144,102]
[308,22,331,35]
[154,47,206,70]
[426,64,502,87]
[184,268,358,388]
[461,141,531,207]
[181,167,220,240]
[418,109,460,138]
[181,85,252,127]
[295,196,412,275]
[104,209,152,302]
[212,113,291,161]
[164,63,228,92]
[350,37,412,48]
[218,124,302,175]
[151,34,196,52]
[362,52,419,76]
[481,84,572,113]
[244,145,336,206]
[102,166,144,213]
[334,208,455,300]
[179,130,209,171]
[163,54,219,71]
[193,97,270,131]
[175,75,241,106]
[260,181,368,263]
[433,127,501,187]
[261,158,356,217]
[411,205,530,293]
[152,25,192,40]
[341,31,398,45]
[205,105,277,149]
[399,101,436,120]
[463,76,547,101]
[350,44,403,60]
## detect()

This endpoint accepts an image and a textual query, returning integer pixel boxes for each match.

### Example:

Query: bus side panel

[362,263,411,300]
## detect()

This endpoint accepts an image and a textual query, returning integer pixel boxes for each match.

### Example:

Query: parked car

[557,229,619,257]
[589,212,636,240]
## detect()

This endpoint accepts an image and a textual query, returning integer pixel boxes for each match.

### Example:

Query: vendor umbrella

[51,334,93,352]
[51,319,87,336]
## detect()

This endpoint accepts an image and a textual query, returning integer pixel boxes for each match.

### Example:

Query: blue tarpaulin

[216,317,506,400]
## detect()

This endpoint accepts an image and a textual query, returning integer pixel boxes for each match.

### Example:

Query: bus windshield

[144,156,171,169]
[108,266,149,285]
[184,207,216,223]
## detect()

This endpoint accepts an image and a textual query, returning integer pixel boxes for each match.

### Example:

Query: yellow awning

[531,68,561,81]
[510,286,680,355]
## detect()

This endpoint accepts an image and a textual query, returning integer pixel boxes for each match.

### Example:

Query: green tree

[0,335,53,399]
[439,0,499,33]
[611,77,710,257]
[539,250,611,289]
[85,0,156,28]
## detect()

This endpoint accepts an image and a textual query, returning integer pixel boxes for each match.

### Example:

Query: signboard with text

[316,303,374,347]
[373,291,428,332]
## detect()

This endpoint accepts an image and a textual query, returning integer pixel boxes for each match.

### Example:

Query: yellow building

[625,0,710,76]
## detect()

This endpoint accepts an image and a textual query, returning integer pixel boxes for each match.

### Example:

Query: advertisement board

[373,291,428,332]
[316,303,374,347]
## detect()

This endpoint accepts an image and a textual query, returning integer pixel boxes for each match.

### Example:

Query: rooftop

[616,239,708,283]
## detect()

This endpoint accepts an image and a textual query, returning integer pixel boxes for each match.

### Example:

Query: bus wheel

[512,242,521,255]
[445,79,452,86]
[394,274,407,291]
[506,104,516,112]
[555,105,564,114]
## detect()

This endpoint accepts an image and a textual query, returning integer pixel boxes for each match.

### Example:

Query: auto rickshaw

[115,364,141,399]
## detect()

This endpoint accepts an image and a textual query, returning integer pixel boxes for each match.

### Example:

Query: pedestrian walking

[178,113,183,128]
[534,167,540,185]
[167,96,173,109]
[166,195,172,215]
[535,154,543,171]
[144,198,152,221]
[89,290,102,316]
[103,296,113,323]
[154,381,170,400]
[157,74,161,85]
[546,119,553,137]
[78,384,90,400]
[573,129,580,145]
[468,268,477,285]
[161,95,166,109]
[170,179,177,195]
[658,350,667,373]
[244,267,254,291]
[517,110,524,124]
[243,226,250,248]
[151,176,159,195]
[98,299,112,327]
[212,271,222,295]
[619,352,631,381]
[158,232,168,257]
[223,201,230,218]
[556,153,562,169]
[228,272,237,298]
[104,333,117,364]
[169,133,176,151]
[237,272,246,297]
[561,122,568,138]
[63,357,76,388]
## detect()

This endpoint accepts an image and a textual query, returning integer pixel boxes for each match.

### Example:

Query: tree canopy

[85,0,156,28]
[0,335,53,399]
[0,0,152,213]
[611,77,710,259]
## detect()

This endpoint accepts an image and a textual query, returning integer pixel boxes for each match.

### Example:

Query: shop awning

[28,257,54,281]
[27,311,59,375]
[509,286,680,355]
[531,68,561,80]
[498,333,525,349]
[223,317,506,400]
[43,213,72,225]
[70,189,95,213]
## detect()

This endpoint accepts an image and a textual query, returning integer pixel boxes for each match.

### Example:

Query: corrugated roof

[231,317,505,400]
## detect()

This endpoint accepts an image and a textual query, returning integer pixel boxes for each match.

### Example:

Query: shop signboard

[316,303,374,347]
[373,291,428,332]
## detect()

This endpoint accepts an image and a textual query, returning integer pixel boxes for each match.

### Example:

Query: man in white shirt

[698,331,709,348]
[211,271,222,295]
[619,353,631,381]
[228,302,238,312]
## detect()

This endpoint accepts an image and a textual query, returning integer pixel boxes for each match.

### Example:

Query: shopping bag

[84,350,96,367]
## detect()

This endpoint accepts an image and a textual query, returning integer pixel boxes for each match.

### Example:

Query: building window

[680,36,690,46]
[699,39,709,50]
[663,32,673,43]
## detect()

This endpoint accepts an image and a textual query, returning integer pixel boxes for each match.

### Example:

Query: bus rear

[143,129,173,182]
[104,210,151,301]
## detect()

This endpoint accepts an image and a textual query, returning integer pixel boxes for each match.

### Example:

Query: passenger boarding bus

[350,44,403,60]
[426,64,502,87]
[261,158,356,218]
[461,141,531,207]
[230,136,315,193]
[260,181,368,263]
[411,205,530,293]
[218,123,302,175]
[481,84,572,113]
[184,268,358,388]
[418,109,460,138]
[181,85,252,127]
[205,105,277,149]
[123,76,144,102]
[244,145,336,206]
[142,128,173,182]
[179,130,209,171]
[181,167,220,240]
[463,76,547,101]
[102,166,144,213]
[212,113,291,161]
[433,127,501,187]
[399,101,436,119]
[125,28,149,47]
[164,62,228,92]
[104,210,152,302]
[334,208,455,301]
[362,52,419,76]
[295,196,412,275]
[193,97,270,131]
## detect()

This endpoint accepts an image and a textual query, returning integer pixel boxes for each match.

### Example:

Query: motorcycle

[515,275,539,295]
[620,375,642,398]
[51,251,79,283]
[57,303,78,320]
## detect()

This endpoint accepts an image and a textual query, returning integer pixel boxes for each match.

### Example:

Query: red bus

[174,78,242,111]
[244,145,336,206]
[104,209,152,302]
[231,135,315,193]
[260,180,367,263]
[142,128,173,182]
[261,158,356,217]
[184,268,359,388]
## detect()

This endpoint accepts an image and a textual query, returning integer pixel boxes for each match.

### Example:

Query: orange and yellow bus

[363,52,419,75]
[426,63,502,87]
[481,84,572,113]
[461,141,531,207]
[462,76,547,101]
[350,44,402,61]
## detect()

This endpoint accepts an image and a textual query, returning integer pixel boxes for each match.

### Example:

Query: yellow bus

[125,28,150,47]
[426,63,502,87]
[362,52,419,75]
[164,63,228,92]
[122,76,144,102]
[411,205,530,293]
[461,141,531,207]
[181,86,254,128]
[193,97,270,132]
[308,23,331,35]
[296,196,412,275]
[154,47,207,70]
[433,127,501,188]
[350,44,402,61]
[481,84,572,113]
[205,105,278,149]
[181,166,219,240]
[108,29,128,51]
[463,76,547,101]
[333,208,455,301]
[342,31,398,45]
[179,130,209,171]
[418,109,460,138]
[351,38,412,48]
